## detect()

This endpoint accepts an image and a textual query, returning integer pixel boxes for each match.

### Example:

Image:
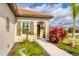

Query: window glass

[22,21,29,34]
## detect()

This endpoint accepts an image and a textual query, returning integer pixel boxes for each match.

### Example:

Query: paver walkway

[36,38,72,56]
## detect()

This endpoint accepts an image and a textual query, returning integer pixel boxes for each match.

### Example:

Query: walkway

[36,38,72,56]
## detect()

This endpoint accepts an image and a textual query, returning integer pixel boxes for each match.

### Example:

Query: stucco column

[45,21,49,39]
[21,21,23,36]
[34,21,37,40]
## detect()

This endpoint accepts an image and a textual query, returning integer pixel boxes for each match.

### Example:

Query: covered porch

[16,18,49,42]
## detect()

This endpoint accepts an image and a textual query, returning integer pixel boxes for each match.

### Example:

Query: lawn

[9,40,49,56]
[57,37,79,56]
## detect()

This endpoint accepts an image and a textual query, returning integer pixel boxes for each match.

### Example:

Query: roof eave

[7,3,53,19]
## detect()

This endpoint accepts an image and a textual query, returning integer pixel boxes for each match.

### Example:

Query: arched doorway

[37,21,46,38]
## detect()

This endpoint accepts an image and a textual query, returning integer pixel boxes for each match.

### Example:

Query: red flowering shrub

[49,27,67,44]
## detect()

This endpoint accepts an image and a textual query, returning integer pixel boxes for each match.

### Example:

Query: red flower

[49,27,67,44]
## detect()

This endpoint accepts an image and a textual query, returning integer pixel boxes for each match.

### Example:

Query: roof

[8,3,53,19]
[17,7,53,19]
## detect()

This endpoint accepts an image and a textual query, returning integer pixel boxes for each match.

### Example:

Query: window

[6,17,10,32]
[22,21,30,34]
[23,22,29,30]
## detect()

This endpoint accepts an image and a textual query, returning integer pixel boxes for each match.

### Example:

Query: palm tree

[70,3,79,47]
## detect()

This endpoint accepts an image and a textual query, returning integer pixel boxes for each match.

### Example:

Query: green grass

[57,37,79,56]
[10,40,49,56]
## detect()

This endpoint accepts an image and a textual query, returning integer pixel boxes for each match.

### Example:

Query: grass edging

[57,38,79,56]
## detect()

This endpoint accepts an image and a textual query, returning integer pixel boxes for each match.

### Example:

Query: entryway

[37,21,46,38]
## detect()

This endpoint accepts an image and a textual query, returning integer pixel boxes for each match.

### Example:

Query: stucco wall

[0,3,15,56]
[15,19,35,42]
[16,18,49,42]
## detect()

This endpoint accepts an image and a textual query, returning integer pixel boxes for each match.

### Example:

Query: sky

[16,3,79,28]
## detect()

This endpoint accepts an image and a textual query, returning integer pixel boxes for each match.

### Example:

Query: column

[21,21,23,36]
[34,21,37,40]
[45,21,49,39]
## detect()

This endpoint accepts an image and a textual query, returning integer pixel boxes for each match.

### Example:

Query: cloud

[24,4,50,14]
[24,3,63,13]
[49,18,73,28]
[25,7,32,10]
[51,6,72,17]
[48,18,61,27]
[33,4,47,12]
[48,4,74,28]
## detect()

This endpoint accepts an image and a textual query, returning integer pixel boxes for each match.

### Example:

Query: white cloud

[33,4,47,12]
[50,8,62,15]
[51,7,72,17]
[33,4,62,13]
[24,4,48,12]
[48,4,74,28]
[25,7,32,10]
[65,16,72,20]
[48,4,63,14]
[48,18,62,27]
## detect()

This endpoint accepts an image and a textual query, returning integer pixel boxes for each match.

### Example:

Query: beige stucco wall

[0,3,15,56]
[15,19,35,42]
[16,18,49,42]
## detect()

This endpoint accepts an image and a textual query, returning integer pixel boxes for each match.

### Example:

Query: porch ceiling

[7,3,53,19]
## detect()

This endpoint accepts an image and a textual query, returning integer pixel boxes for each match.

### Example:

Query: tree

[70,3,79,47]
[22,28,34,40]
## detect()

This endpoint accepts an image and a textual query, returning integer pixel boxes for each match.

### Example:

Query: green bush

[68,27,79,33]
[68,28,73,33]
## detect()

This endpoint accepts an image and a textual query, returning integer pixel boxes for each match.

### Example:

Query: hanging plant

[40,27,44,29]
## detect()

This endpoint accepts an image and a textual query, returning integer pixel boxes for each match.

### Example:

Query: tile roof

[17,7,53,19]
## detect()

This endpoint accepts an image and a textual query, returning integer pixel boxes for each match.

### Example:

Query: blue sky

[16,3,79,28]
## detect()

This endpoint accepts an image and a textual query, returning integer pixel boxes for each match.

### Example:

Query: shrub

[49,27,67,44]
[68,27,79,33]
[68,27,73,33]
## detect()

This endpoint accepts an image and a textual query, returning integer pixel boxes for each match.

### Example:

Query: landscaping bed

[57,37,79,56]
[48,27,79,56]
[8,40,49,56]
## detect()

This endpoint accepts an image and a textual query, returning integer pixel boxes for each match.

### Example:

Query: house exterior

[15,7,53,42]
[0,3,53,56]
[0,3,16,56]
[16,18,49,42]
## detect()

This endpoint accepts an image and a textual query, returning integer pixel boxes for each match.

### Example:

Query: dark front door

[37,25,40,37]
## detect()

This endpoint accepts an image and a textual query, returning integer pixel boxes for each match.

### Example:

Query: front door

[37,25,40,38]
